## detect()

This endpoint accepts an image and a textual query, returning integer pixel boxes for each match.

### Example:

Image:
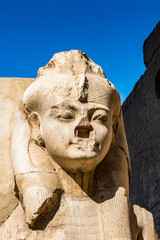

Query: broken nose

[75,117,93,138]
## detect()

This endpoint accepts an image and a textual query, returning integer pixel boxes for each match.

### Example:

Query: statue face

[41,99,112,172]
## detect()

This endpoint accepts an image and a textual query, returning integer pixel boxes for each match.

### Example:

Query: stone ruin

[122,21,160,236]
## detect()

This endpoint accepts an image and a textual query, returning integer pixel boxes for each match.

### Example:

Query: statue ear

[11,102,63,229]
[28,112,45,148]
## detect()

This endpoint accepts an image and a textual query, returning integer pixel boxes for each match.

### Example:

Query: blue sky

[0,0,160,102]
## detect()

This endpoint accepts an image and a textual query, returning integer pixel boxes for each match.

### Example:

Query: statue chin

[45,136,111,173]
[50,154,103,173]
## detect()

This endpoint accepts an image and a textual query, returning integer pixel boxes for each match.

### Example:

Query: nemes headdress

[23,50,119,114]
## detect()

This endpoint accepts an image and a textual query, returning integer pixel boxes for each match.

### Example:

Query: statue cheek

[93,123,111,142]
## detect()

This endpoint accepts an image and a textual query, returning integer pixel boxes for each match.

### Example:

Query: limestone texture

[0,51,158,239]
[122,21,160,236]
[0,77,34,226]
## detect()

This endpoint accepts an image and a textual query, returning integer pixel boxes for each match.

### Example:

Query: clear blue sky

[0,0,160,102]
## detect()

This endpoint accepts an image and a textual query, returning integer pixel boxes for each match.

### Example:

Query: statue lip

[70,137,99,153]
[71,136,96,143]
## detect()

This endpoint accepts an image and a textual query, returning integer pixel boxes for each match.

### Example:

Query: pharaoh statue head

[11,50,131,228]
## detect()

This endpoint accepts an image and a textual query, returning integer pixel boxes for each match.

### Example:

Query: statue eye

[92,113,108,122]
[56,111,74,121]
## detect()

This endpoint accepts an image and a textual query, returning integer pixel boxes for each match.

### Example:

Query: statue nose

[75,117,93,138]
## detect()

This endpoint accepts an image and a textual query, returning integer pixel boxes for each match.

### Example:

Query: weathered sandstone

[0,77,34,226]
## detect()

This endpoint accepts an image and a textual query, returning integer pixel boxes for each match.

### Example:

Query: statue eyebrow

[51,103,77,111]
[90,107,110,114]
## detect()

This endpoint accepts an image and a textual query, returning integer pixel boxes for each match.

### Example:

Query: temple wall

[122,21,160,235]
[0,77,34,225]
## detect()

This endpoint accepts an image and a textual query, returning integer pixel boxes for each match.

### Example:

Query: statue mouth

[73,122,97,152]
[71,137,99,153]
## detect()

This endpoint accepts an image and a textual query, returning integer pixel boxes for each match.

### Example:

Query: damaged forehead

[23,50,120,114]
[37,50,106,78]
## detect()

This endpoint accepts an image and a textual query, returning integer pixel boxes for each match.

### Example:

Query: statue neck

[60,169,95,197]
[69,171,95,194]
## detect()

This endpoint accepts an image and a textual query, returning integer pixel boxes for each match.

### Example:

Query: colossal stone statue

[0,50,158,239]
